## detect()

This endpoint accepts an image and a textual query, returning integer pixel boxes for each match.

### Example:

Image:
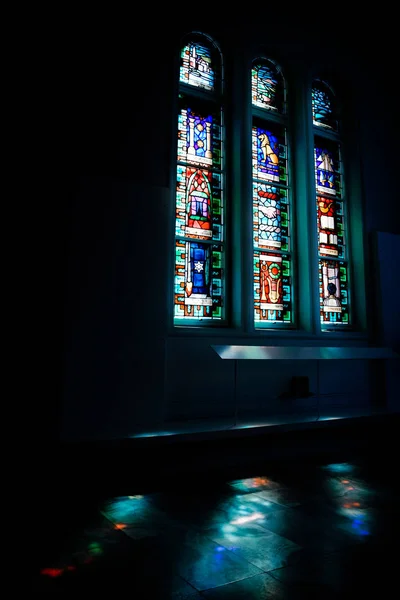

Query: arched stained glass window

[174,34,225,324]
[312,80,337,131]
[251,59,285,113]
[312,80,350,328]
[252,58,292,327]
[180,41,215,92]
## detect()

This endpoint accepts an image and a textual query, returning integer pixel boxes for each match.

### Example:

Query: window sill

[168,325,369,344]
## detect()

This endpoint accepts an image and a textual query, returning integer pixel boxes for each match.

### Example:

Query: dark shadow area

[28,10,400,597]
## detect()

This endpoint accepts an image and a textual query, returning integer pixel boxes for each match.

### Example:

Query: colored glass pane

[174,240,224,320]
[312,82,337,130]
[252,124,287,184]
[318,259,349,325]
[314,141,341,197]
[253,183,289,251]
[180,42,214,91]
[176,166,223,242]
[254,252,291,323]
[317,195,344,258]
[177,101,221,168]
[252,61,284,112]
[175,35,224,325]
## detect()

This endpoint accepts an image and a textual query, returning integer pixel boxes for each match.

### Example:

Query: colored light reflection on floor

[241,494,275,508]
[322,462,355,474]
[40,568,64,578]
[231,512,264,525]
[102,495,148,524]
[40,539,104,579]
[351,518,369,535]
[321,464,372,537]
[88,542,103,556]
[40,564,79,578]
[229,476,279,492]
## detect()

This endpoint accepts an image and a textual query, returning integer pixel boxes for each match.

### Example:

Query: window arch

[312,80,338,131]
[251,58,293,327]
[174,33,225,324]
[251,59,286,113]
[312,79,351,329]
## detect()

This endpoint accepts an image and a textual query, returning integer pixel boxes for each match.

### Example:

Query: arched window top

[252,58,285,113]
[179,33,221,93]
[312,79,337,131]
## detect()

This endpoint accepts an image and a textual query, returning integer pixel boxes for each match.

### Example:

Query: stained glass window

[314,139,344,259]
[175,241,224,320]
[180,42,215,91]
[254,252,292,324]
[177,101,221,168]
[319,260,349,324]
[175,35,224,324]
[252,123,287,184]
[316,195,344,258]
[253,184,289,251]
[314,142,341,197]
[252,59,285,113]
[312,80,337,131]
[313,82,350,328]
[252,59,292,326]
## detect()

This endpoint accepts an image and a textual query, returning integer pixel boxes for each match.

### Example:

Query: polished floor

[34,451,397,597]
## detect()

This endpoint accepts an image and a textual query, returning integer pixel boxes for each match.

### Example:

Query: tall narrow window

[251,59,293,327]
[174,35,225,324]
[312,80,350,328]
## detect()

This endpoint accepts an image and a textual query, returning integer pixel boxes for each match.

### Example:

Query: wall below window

[165,338,374,423]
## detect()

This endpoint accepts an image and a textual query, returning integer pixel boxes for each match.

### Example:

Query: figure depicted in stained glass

[323,282,341,310]
[315,148,336,195]
[318,197,335,229]
[259,132,279,165]
[178,108,214,167]
[321,261,342,322]
[259,256,282,310]
[186,242,210,299]
[317,196,340,256]
[255,129,280,182]
[254,253,291,323]
[185,169,212,238]
[175,241,223,320]
[252,61,284,112]
[176,166,220,241]
[180,42,214,91]
[256,186,281,248]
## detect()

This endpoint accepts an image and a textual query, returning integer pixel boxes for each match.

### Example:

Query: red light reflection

[40,568,63,578]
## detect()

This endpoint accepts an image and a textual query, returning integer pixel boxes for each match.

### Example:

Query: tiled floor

[34,457,397,597]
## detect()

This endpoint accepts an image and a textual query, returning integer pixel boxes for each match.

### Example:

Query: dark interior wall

[47,14,400,441]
